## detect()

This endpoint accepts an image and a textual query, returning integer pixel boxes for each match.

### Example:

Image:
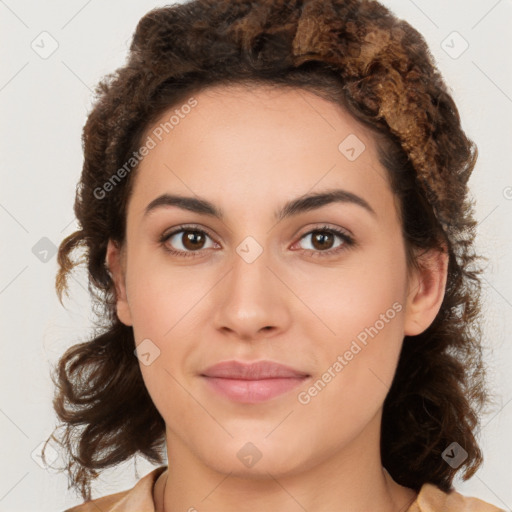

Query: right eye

[159,225,218,258]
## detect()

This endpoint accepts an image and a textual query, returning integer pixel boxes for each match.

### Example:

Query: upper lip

[201,360,309,380]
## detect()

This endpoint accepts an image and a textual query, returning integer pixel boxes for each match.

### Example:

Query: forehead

[128,83,396,223]
[147,82,377,146]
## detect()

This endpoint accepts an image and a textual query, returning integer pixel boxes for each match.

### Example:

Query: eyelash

[159,224,356,259]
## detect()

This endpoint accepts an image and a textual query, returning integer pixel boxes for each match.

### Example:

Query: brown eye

[310,231,335,251]
[295,226,355,256]
[160,227,216,257]
[181,231,207,251]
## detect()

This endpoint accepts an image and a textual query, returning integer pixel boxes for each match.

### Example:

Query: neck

[155,413,418,512]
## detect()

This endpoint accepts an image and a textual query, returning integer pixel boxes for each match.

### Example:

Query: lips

[201,360,309,379]
[200,360,310,403]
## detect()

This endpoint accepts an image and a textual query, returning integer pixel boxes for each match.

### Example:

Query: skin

[106,83,448,512]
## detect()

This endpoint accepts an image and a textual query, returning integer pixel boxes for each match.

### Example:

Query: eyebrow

[143,189,377,222]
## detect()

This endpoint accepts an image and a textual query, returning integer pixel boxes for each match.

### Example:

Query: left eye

[295,228,352,253]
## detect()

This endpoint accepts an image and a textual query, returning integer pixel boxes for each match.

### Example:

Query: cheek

[300,239,406,342]
[124,252,195,337]
[296,236,408,400]
[125,256,207,394]
[293,292,406,451]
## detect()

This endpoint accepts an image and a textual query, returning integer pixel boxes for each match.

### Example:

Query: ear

[403,246,449,336]
[105,239,133,326]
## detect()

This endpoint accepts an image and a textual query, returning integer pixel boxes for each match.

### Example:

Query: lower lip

[202,376,308,403]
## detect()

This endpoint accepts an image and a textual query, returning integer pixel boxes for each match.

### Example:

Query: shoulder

[406,482,506,512]
[63,466,167,512]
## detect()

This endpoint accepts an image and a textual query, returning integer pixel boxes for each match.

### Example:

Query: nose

[212,247,291,342]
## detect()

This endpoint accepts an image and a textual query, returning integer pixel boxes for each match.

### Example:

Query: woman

[45,0,504,510]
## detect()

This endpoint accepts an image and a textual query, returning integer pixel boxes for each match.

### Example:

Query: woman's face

[107,84,446,477]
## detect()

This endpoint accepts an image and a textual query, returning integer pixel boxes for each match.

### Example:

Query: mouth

[200,360,310,403]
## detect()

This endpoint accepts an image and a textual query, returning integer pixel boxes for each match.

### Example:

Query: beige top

[64,466,506,512]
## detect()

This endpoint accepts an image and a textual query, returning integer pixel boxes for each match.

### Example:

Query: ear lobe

[105,239,133,326]
[403,247,449,337]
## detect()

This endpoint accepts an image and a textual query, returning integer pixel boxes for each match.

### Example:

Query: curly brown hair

[44,0,497,502]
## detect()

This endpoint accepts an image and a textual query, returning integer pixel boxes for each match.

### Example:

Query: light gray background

[1,1,511,511]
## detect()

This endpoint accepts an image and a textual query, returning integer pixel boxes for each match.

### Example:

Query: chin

[189,432,313,478]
